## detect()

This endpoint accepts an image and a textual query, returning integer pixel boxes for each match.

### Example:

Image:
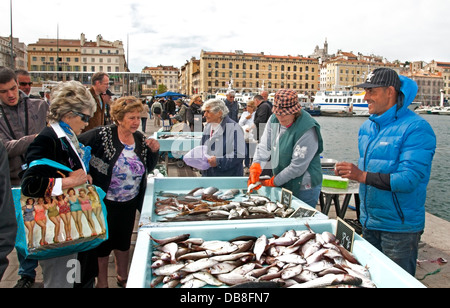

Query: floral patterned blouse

[106,143,145,202]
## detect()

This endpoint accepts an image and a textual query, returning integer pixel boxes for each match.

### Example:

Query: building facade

[196,50,320,99]
[0,36,27,70]
[142,65,179,95]
[320,51,400,91]
[180,57,200,96]
[424,60,450,103]
[27,33,129,94]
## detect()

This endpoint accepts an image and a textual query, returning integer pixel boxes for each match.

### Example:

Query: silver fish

[254,234,268,261]
[182,258,219,273]
[162,279,180,288]
[203,187,219,195]
[150,234,190,246]
[200,241,238,255]
[289,274,362,288]
[153,262,186,276]
[276,254,306,265]
[181,279,207,288]
[216,273,256,286]
[281,264,304,280]
[177,251,214,261]
[210,262,238,275]
[210,252,255,262]
[193,272,224,286]
[161,242,178,264]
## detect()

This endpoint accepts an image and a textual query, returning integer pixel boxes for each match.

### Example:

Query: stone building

[195,50,319,99]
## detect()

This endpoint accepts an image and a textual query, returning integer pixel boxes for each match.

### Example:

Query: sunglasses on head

[72,111,91,123]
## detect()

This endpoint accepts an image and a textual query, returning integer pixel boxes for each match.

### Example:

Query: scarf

[59,121,91,172]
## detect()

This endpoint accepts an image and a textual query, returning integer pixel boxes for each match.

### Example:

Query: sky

[1,0,450,72]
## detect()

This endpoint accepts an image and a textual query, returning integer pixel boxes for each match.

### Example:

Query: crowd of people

[0,66,437,287]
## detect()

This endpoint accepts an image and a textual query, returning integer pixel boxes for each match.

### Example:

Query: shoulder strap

[28,158,73,173]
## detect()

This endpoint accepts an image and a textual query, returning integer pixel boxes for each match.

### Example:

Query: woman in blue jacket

[201,99,245,177]
[335,68,436,276]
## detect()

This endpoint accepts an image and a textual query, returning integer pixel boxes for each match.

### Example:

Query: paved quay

[1,118,449,288]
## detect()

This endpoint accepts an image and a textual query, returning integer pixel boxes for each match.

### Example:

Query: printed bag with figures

[12,159,108,260]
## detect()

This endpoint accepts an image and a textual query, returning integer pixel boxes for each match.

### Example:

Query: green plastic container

[322,175,349,189]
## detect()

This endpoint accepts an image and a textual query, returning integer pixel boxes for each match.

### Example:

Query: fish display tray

[140,177,328,228]
[127,220,425,288]
[153,132,203,153]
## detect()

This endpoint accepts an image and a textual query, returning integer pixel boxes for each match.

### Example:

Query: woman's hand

[208,156,217,167]
[146,138,160,153]
[62,169,89,190]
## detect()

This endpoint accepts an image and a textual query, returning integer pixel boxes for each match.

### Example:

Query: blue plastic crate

[128,220,425,288]
[140,177,328,228]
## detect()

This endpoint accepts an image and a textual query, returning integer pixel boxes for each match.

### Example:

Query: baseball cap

[272,89,302,116]
[356,68,401,92]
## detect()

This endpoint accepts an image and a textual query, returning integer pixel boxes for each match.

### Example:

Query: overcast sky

[1,0,450,72]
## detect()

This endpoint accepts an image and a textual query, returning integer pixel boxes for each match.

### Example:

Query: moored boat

[314,91,368,117]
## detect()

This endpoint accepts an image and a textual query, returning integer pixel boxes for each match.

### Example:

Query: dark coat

[21,124,97,287]
[78,125,159,212]
[201,116,245,177]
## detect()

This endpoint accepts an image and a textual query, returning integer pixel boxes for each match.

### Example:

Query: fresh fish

[187,187,204,196]
[162,279,180,288]
[193,189,205,197]
[151,259,166,268]
[193,272,224,286]
[276,254,306,265]
[281,264,304,280]
[181,279,207,288]
[150,234,190,246]
[177,251,214,261]
[179,238,205,246]
[153,262,186,276]
[293,270,318,283]
[230,281,284,289]
[200,241,239,255]
[210,252,254,262]
[150,276,164,288]
[304,260,334,273]
[210,262,238,275]
[289,274,363,288]
[203,187,219,195]
[216,273,256,286]
[306,249,329,265]
[182,258,219,273]
[161,242,178,264]
[207,209,231,217]
[219,189,240,200]
[254,235,268,261]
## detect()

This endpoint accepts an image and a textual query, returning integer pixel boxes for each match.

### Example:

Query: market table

[319,180,360,219]
[153,132,202,170]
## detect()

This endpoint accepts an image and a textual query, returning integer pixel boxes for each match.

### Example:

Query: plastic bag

[183,145,211,170]
[13,159,108,260]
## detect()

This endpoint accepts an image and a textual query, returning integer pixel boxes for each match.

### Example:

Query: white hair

[202,99,229,119]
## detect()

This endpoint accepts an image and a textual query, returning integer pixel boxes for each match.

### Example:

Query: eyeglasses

[19,82,33,86]
[72,111,91,123]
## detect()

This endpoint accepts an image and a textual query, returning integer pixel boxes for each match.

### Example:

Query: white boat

[439,107,450,115]
[314,91,369,117]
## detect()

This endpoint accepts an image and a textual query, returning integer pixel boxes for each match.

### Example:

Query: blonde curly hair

[110,96,144,124]
[48,80,96,123]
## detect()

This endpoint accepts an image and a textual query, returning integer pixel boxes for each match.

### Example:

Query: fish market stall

[153,132,203,169]
[139,177,328,228]
[127,220,425,288]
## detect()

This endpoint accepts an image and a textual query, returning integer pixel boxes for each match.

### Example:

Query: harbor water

[316,114,450,222]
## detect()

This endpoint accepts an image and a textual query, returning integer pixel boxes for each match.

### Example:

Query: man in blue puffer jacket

[335,68,436,276]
